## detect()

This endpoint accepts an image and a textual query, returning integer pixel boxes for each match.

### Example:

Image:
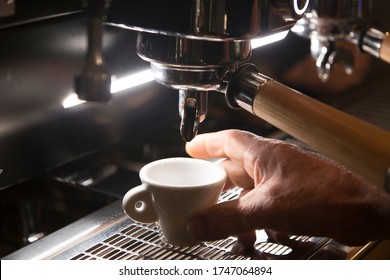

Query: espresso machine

[1,0,390,260]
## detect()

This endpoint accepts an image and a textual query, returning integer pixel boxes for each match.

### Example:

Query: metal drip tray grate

[71,223,249,260]
[70,223,297,260]
[68,187,320,260]
[5,182,348,260]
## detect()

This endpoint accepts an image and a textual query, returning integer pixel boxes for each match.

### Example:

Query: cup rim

[139,157,227,188]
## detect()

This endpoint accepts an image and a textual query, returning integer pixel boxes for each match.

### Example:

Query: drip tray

[71,223,288,260]
[68,188,326,260]
[72,223,248,260]
[6,186,361,260]
[68,222,327,260]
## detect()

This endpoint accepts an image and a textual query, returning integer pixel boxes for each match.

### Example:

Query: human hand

[185,129,390,246]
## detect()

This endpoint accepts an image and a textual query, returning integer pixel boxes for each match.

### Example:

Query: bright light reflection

[251,30,289,49]
[62,93,86,108]
[111,69,154,93]
[290,24,305,34]
[62,69,154,108]
[63,31,288,109]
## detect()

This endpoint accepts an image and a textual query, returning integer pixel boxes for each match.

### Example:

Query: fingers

[232,231,258,255]
[185,130,264,242]
[186,191,263,241]
[185,130,232,159]
[218,159,254,190]
[237,230,257,248]
[186,129,254,160]
[185,130,271,243]
[186,199,250,241]
[186,129,264,185]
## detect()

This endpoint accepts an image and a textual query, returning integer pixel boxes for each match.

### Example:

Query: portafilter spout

[179,90,208,142]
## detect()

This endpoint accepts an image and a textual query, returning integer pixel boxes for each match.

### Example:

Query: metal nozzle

[179,90,208,142]
[292,0,373,80]
[310,39,354,82]
[75,0,112,102]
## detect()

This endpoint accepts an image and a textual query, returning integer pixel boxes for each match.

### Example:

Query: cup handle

[122,184,158,223]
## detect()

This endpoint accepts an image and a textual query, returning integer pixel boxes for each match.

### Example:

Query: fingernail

[186,217,207,240]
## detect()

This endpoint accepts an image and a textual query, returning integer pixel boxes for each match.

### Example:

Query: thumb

[186,199,255,241]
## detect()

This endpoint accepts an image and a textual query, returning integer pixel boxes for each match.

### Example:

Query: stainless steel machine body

[1,0,390,260]
[105,0,308,141]
[292,0,390,81]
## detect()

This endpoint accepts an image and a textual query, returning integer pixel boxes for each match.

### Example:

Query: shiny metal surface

[150,64,228,91]
[3,200,127,260]
[137,32,252,70]
[291,0,390,81]
[109,0,306,141]
[107,0,301,41]
[179,90,208,142]
[4,185,378,260]
[224,64,269,112]
[4,187,334,260]
[75,0,112,102]
[0,13,175,188]
[293,1,371,41]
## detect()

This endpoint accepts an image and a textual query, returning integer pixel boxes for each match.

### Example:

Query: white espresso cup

[122,157,227,247]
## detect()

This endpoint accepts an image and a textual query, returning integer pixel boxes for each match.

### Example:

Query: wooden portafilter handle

[225,64,390,191]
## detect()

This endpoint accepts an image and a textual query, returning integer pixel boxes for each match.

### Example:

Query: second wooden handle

[380,33,390,64]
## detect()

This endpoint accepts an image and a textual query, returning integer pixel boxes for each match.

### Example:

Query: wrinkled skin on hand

[185,129,390,247]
